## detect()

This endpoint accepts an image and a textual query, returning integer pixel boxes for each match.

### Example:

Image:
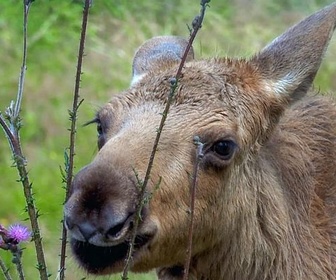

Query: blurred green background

[0,0,335,279]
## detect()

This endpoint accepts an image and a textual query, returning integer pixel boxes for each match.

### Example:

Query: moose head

[64,3,336,279]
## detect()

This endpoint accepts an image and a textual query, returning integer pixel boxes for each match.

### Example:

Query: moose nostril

[106,213,134,239]
[77,222,97,241]
[106,222,125,238]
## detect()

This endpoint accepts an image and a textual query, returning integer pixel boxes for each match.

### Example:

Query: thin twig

[121,1,210,279]
[183,137,204,280]
[0,256,12,280]
[58,0,91,279]
[13,1,31,127]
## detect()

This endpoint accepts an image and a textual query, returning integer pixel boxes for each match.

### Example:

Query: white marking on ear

[251,3,336,99]
[130,74,145,87]
[268,73,297,95]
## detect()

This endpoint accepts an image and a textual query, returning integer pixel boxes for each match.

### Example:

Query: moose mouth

[70,234,153,274]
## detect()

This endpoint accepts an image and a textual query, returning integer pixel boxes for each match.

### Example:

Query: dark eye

[212,140,236,160]
[97,122,103,136]
[96,121,106,149]
[83,117,106,149]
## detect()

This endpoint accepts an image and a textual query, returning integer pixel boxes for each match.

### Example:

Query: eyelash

[83,117,100,127]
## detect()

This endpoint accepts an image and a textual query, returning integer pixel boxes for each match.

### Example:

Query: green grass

[0,0,335,279]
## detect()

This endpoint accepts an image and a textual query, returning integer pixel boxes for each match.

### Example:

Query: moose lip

[70,234,152,274]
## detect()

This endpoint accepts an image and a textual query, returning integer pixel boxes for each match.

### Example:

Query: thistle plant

[4,224,31,244]
[0,0,49,279]
[0,224,31,280]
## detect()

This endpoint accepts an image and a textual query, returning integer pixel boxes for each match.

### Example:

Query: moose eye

[83,117,106,149]
[97,122,103,136]
[96,121,106,149]
[212,140,236,160]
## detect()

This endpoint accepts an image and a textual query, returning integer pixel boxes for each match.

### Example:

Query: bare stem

[121,1,210,279]
[0,256,12,280]
[58,0,91,279]
[183,137,204,280]
[13,2,30,126]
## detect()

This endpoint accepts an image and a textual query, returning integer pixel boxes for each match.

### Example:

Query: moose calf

[65,3,336,279]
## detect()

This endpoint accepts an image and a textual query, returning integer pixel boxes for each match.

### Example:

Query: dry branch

[183,137,204,280]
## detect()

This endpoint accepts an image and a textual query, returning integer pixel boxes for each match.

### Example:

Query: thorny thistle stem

[0,245,26,280]
[0,1,49,279]
[58,0,91,279]
[121,1,210,279]
[12,249,25,280]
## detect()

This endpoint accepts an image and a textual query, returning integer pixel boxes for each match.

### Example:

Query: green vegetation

[0,0,334,279]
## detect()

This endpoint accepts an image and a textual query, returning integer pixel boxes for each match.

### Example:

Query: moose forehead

[97,58,264,142]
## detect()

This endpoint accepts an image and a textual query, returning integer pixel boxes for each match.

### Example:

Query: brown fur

[64,4,336,280]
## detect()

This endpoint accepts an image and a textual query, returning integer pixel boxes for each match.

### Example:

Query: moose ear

[131,36,194,86]
[251,3,336,99]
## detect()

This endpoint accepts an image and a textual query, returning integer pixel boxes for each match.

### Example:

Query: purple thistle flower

[7,224,31,243]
